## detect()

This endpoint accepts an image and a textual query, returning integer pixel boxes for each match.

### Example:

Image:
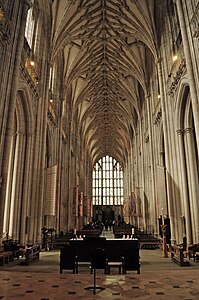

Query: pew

[2,239,25,258]
[113,226,160,249]
[195,252,199,262]
[0,246,14,266]
[170,244,190,266]
[48,235,73,249]
[76,229,102,239]
[187,243,199,261]
[20,245,40,265]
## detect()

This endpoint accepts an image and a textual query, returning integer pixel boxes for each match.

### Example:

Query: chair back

[91,248,107,269]
[60,244,77,268]
[123,245,139,269]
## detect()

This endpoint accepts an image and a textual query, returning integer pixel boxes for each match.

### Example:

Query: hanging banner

[87,198,92,218]
[129,191,137,216]
[157,165,167,215]
[122,198,129,218]
[44,165,57,215]
[72,186,78,216]
[83,195,87,216]
[78,192,83,217]
[135,187,142,216]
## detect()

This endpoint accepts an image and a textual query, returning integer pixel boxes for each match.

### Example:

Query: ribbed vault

[51,0,158,166]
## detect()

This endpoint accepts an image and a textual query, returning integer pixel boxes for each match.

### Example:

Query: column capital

[24,0,33,8]
[156,57,162,65]
[145,94,151,99]
[184,127,193,134]
[176,129,183,135]
[16,130,26,136]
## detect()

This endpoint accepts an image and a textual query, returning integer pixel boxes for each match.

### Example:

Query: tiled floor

[1,231,199,299]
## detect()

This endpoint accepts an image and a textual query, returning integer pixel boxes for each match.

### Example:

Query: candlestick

[162,208,164,225]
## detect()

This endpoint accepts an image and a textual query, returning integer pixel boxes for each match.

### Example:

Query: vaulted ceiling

[51,0,159,166]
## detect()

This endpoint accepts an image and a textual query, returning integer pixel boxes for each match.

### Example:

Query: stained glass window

[92,155,123,206]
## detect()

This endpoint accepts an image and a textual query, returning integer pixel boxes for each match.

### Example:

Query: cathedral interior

[0,0,199,297]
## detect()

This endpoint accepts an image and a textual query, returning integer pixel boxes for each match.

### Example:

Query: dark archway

[102,206,114,224]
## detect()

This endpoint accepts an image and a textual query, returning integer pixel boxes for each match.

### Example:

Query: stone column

[138,121,145,230]
[156,60,175,243]
[146,95,157,234]
[2,132,16,237]
[11,132,26,241]
[176,129,192,245]
[55,98,63,232]
[20,133,34,245]
[176,0,199,149]
[184,127,199,242]
[0,0,30,244]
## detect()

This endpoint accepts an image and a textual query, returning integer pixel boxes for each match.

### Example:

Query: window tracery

[25,1,35,49]
[92,155,123,207]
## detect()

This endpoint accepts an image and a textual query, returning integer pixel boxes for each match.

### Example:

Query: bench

[48,235,73,249]
[140,241,160,249]
[0,247,14,266]
[170,244,190,266]
[20,245,40,265]
[113,227,160,249]
[187,243,199,261]
[195,252,199,262]
[2,239,26,259]
[113,226,134,238]
[76,229,102,239]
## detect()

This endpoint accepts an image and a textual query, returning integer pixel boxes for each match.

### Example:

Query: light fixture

[30,61,35,66]
[173,55,178,62]
[158,94,161,99]
[50,99,53,103]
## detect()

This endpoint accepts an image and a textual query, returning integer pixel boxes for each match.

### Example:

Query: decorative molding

[153,108,162,125]
[176,129,183,136]
[20,63,39,100]
[190,3,199,39]
[48,104,68,144]
[176,128,194,136]
[61,128,67,144]
[145,135,149,143]
[168,59,186,95]
[0,1,12,44]
[48,104,57,127]
[184,127,194,135]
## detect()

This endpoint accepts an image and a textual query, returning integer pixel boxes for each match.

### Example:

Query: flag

[129,192,137,216]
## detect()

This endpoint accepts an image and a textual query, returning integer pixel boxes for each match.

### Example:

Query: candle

[162,208,164,225]
[132,228,135,235]
[74,228,77,235]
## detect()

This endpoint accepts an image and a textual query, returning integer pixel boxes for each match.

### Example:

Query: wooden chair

[90,247,108,274]
[60,244,78,274]
[122,245,140,274]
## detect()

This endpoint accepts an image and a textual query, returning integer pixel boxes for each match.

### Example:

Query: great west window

[92,155,123,207]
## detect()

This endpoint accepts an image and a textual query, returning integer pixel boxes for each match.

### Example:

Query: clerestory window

[25,2,35,48]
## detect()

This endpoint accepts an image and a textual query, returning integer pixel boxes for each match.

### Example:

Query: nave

[0,1,199,298]
[1,230,199,299]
